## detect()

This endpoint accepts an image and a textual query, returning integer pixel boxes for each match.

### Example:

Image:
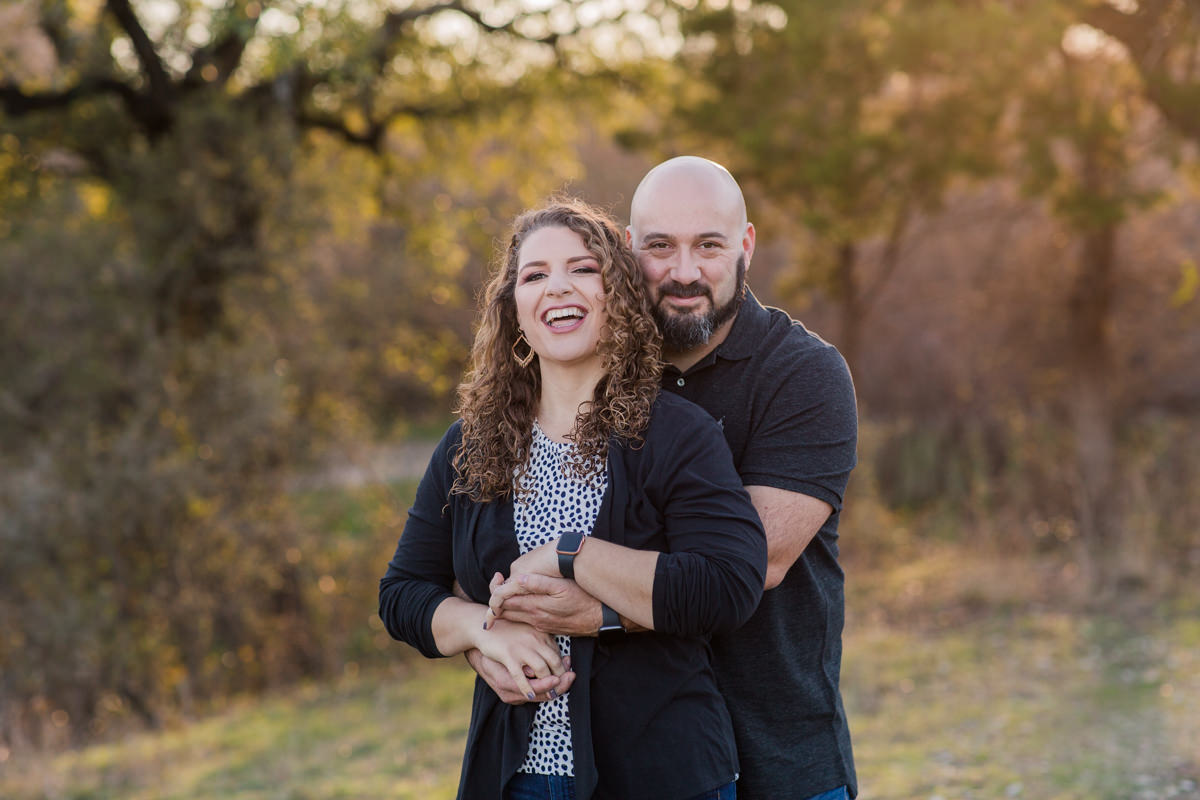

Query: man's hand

[463,648,576,705]
[488,572,605,636]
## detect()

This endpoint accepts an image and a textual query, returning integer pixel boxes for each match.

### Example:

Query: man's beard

[652,254,747,351]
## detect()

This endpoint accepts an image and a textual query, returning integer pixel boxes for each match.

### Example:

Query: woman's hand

[507,541,561,580]
[472,611,566,702]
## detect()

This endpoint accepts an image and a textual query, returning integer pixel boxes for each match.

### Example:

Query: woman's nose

[545,268,573,296]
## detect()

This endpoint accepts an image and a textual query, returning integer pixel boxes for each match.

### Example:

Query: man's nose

[671,252,702,284]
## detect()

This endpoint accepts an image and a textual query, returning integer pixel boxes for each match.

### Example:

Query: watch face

[557,532,585,554]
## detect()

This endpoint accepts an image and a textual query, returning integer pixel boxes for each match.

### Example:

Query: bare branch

[104,0,173,103]
[1,78,138,116]
[184,3,260,88]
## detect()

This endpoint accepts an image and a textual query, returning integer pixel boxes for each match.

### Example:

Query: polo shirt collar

[713,288,769,361]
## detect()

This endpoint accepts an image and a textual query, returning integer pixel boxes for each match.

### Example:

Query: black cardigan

[379,391,767,800]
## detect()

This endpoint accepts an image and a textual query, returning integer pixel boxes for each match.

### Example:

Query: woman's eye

[573,265,599,274]
[522,272,545,282]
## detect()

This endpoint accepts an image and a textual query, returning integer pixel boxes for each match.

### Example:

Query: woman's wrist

[432,596,491,657]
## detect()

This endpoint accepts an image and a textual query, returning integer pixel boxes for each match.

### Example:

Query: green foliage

[0,0,644,747]
[670,0,1013,284]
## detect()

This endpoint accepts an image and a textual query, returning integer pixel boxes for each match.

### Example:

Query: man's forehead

[632,201,743,239]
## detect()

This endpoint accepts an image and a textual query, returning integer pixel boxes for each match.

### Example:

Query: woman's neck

[536,361,604,442]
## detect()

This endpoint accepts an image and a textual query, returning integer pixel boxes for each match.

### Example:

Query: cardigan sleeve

[647,405,767,637]
[377,422,461,659]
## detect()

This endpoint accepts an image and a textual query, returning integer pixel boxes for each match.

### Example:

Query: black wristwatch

[556,532,586,580]
[598,603,626,641]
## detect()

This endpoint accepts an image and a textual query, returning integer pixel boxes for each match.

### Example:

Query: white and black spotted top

[513,423,607,778]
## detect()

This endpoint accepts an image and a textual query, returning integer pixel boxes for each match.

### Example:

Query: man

[473,156,859,800]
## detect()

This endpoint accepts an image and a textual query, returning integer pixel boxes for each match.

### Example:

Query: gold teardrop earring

[512,332,535,368]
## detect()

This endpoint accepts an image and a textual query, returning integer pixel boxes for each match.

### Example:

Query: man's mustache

[657,281,712,300]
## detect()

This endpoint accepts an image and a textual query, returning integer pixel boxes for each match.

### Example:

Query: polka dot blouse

[513,423,607,778]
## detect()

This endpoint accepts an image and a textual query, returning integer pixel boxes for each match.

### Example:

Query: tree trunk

[834,240,863,382]
[1067,221,1139,594]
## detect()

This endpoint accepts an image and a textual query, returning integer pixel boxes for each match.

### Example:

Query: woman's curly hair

[451,198,663,501]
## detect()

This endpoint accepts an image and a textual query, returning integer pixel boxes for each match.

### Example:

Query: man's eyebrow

[639,231,729,244]
[639,232,674,244]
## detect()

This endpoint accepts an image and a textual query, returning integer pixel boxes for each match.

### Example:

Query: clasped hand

[484,542,603,637]
[467,543,605,706]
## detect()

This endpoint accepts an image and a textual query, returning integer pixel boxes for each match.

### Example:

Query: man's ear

[743,222,756,269]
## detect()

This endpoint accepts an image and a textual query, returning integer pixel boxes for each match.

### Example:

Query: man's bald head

[626,156,755,359]
[629,156,748,234]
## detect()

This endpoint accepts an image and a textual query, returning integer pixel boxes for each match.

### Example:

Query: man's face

[629,185,753,352]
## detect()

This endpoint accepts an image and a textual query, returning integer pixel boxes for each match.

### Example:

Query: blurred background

[1,0,1198,797]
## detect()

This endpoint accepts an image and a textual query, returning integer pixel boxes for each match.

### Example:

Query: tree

[665,0,1013,378]
[0,0,651,745]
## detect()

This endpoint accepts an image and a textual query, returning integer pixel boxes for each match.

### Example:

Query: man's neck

[664,315,737,373]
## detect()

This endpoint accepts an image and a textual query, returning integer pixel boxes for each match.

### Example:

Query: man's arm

[493,538,659,630]
[487,485,833,640]
[746,485,833,590]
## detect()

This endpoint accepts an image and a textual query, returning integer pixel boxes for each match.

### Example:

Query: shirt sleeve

[738,340,858,511]
[648,408,768,637]
[377,423,461,659]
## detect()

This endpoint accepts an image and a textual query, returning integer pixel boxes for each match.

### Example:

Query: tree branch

[184,3,260,89]
[0,78,139,116]
[104,0,173,105]
[1083,0,1200,141]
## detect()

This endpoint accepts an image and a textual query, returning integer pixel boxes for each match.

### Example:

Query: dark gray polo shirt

[662,290,859,799]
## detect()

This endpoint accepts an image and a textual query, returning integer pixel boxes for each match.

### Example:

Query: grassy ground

[4,584,1196,799]
[0,661,474,800]
[3,495,1198,799]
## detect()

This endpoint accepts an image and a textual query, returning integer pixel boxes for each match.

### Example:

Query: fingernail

[549,689,558,700]
[563,656,571,670]
[482,621,488,630]
[526,692,536,701]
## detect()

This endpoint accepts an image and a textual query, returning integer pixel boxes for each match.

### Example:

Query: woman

[378,200,766,800]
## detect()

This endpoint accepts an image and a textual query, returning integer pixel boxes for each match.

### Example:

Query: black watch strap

[598,603,625,640]
[556,532,586,580]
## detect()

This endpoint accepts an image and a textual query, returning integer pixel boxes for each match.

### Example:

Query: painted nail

[526,692,536,701]
[549,689,558,700]
[482,621,488,630]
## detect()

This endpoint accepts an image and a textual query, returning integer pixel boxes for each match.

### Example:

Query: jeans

[504,772,576,800]
[504,773,737,800]
[684,779,737,799]
[806,787,849,800]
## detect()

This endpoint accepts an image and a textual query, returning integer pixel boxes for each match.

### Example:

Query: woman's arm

[378,425,566,697]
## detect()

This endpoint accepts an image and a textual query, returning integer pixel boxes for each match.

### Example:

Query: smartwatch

[556,531,586,580]
[598,603,626,641]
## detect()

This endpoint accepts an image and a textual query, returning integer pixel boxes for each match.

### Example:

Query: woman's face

[513,225,608,372]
